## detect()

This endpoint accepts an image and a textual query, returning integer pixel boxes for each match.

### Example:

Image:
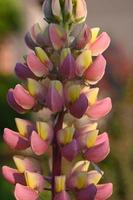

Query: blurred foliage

[0,0,23,40]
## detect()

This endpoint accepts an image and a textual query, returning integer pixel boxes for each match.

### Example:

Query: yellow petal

[91,27,100,43]
[36,121,48,140]
[13,156,25,173]
[87,88,99,105]
[75,172,88,189]
[55,176,66,192]
[72,160,90,173]
[27,78,42,97]
[68,85,81,102]
[35,47,50,64]
[86,130,99,148]
[87,170,103,185]
[25,171,38,189]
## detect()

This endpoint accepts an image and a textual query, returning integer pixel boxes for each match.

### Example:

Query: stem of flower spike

[52,111,65,200]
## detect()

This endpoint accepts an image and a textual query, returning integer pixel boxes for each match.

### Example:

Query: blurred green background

[0,0,133,199]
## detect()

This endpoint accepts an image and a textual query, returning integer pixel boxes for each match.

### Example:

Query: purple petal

[7,89,26,114]
[13,84,35,110]
[62,139,79,161]
[46,87,64,112]
[2,166,26,185]
[76,184,97,200]
[95,183,113,200]
[31,131,49,156]
[60,54,76,79]
[25,32,37,50]
[54,191,70,200]
[15,63,37,80]
[14,183,39,200]
[3,128,30,150]
[84,132,110,163]
[70,94,88,118]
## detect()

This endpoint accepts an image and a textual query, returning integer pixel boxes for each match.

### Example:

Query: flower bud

[74,0,87,23]
[49,24,67,50]
[64,0,73,22]
[52,0,62,21]
[72,24,91,49]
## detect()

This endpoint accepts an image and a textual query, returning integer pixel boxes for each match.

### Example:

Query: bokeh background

[0,0,133,199]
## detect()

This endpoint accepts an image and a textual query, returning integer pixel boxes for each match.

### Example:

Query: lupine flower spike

[2,0,113,200]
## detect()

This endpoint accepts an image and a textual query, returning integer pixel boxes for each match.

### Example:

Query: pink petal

[14,184,39,200]
[31,131,49,156]
[70,94,88,118]
[13,84,35,110]
[49,24,67,50]
[59,54,76,79]
[27,53,48,77]
[62,139,79,161]
[76,184,97,200]
[95,183,113,200]
[3,128,30,150]
[15,63,37,80]
[54,191,70,200]
[2,166,26,185]
[86,97,112,120]
[7,89,26,114]
[90,32,111,56]
[46,87,64,112]
[84,132,110,163]
[84,55,106,84]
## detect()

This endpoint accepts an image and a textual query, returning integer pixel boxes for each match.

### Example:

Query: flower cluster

[2,0,113,200]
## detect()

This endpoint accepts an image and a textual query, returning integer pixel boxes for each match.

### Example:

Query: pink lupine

[2,1,113,200]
